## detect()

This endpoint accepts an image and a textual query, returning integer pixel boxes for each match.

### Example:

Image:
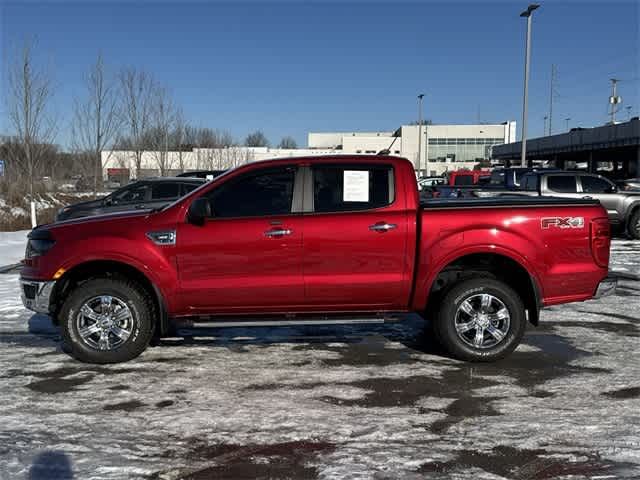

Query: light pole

[519,4,540,167]
[565,117,571,131]
[417,93,425,176]
[543,115,548,136]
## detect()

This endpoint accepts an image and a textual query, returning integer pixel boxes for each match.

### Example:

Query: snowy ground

[0,230,28,267]
[0,240,638,479]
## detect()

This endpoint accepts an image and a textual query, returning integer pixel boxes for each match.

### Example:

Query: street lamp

[543,115,548,136]
[417,93,425,176]
[565,117,571,131]
[519,3,540,167]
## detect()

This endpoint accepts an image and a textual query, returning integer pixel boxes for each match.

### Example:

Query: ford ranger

[20,156,616,364]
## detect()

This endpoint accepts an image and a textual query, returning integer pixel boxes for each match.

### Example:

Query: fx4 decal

[541,217,585,229]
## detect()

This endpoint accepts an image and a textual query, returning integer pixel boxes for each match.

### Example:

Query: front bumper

[20,279,56,314]
[593,276,618,299]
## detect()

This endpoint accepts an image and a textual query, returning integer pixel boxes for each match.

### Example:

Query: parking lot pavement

[0,241,638,479]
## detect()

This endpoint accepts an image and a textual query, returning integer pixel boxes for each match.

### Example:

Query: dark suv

[55,177,204,221]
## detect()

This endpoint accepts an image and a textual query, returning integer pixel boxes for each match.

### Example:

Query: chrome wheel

[454,293,510,349]
[75,295,134,351]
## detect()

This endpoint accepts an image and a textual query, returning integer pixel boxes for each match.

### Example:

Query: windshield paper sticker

[343,170,369,202]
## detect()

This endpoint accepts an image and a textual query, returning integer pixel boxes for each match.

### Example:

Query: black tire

[59,277,154,363]
[433,278,526,362]
[628,209,640,240]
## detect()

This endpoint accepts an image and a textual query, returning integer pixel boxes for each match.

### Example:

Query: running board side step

[175,316,402,329]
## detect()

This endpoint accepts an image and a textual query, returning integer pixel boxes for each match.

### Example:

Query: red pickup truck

[20,156,615,364]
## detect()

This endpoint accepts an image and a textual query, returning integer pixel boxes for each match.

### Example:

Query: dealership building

[101,121,516,181]
[309,121,517,175]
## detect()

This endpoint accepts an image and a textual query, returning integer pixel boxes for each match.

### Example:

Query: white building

[309,122,517,175]
[101,121,516,180]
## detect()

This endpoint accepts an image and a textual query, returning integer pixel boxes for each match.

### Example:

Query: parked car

[515,171,640,238]
[616,178,640,191]
[55,177,205,222]
[418,176,445,188]
[22,155,614,364]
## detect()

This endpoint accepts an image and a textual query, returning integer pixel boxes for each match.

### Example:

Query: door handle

[264,228,292,237]
[369,222,397,232]
[582,196,593,199]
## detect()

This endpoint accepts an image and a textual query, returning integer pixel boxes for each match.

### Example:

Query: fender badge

[541,217,584,229]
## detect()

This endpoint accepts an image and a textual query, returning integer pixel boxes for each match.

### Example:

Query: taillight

[590,218,611,268]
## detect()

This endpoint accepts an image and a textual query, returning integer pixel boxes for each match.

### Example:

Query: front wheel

[59,277,154,363]
[434,278,526,362]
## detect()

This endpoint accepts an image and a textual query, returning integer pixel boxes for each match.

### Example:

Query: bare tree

[6,40,56,197]
[118,67,155,178]
[244,130,269,147]
[148,86,176,176]
[71,54,120,194]
[278,136,297,149]
[172,109,187,173]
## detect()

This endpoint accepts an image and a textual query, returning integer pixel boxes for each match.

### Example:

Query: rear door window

[547,175,577,193]
[581,176,613,194]
[312,165,394,213]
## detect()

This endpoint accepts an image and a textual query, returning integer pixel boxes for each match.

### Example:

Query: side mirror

[607,186,617,194]
[187,198,211,225]
[104,197,113,206]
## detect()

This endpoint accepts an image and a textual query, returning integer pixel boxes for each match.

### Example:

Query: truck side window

[181,183,200,196]
[490,171,504,185]
[312,165,393,213]
[151,183,180,200]
[547,175,577,193]
[522,174,538,191]
[205,167,296,217]
[454,175,473,186]
[581,176,614,194]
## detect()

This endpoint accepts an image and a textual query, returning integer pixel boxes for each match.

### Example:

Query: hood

[62,197,104,210]
[50,209,152,229]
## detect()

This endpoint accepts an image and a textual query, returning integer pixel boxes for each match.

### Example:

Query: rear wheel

[59,277,154,363]
[434,278,526,362]
[628,209,640,240]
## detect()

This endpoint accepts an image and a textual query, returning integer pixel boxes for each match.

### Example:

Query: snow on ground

[0,240,638,479]
[0,230,28,266]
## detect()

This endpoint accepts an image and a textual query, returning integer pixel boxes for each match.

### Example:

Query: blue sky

[1,0,638,148]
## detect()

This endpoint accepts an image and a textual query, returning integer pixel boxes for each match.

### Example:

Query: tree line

[2,39,298,195]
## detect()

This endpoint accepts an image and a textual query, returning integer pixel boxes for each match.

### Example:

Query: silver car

[519,172,640,239]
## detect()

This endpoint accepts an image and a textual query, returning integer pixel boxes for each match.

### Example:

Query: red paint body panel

[411,205,609,310]
[21,155,610,321]
[447,170,491,186]
[176,214,305,314]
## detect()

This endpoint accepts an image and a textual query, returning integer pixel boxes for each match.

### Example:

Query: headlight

[26,230,55,258]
